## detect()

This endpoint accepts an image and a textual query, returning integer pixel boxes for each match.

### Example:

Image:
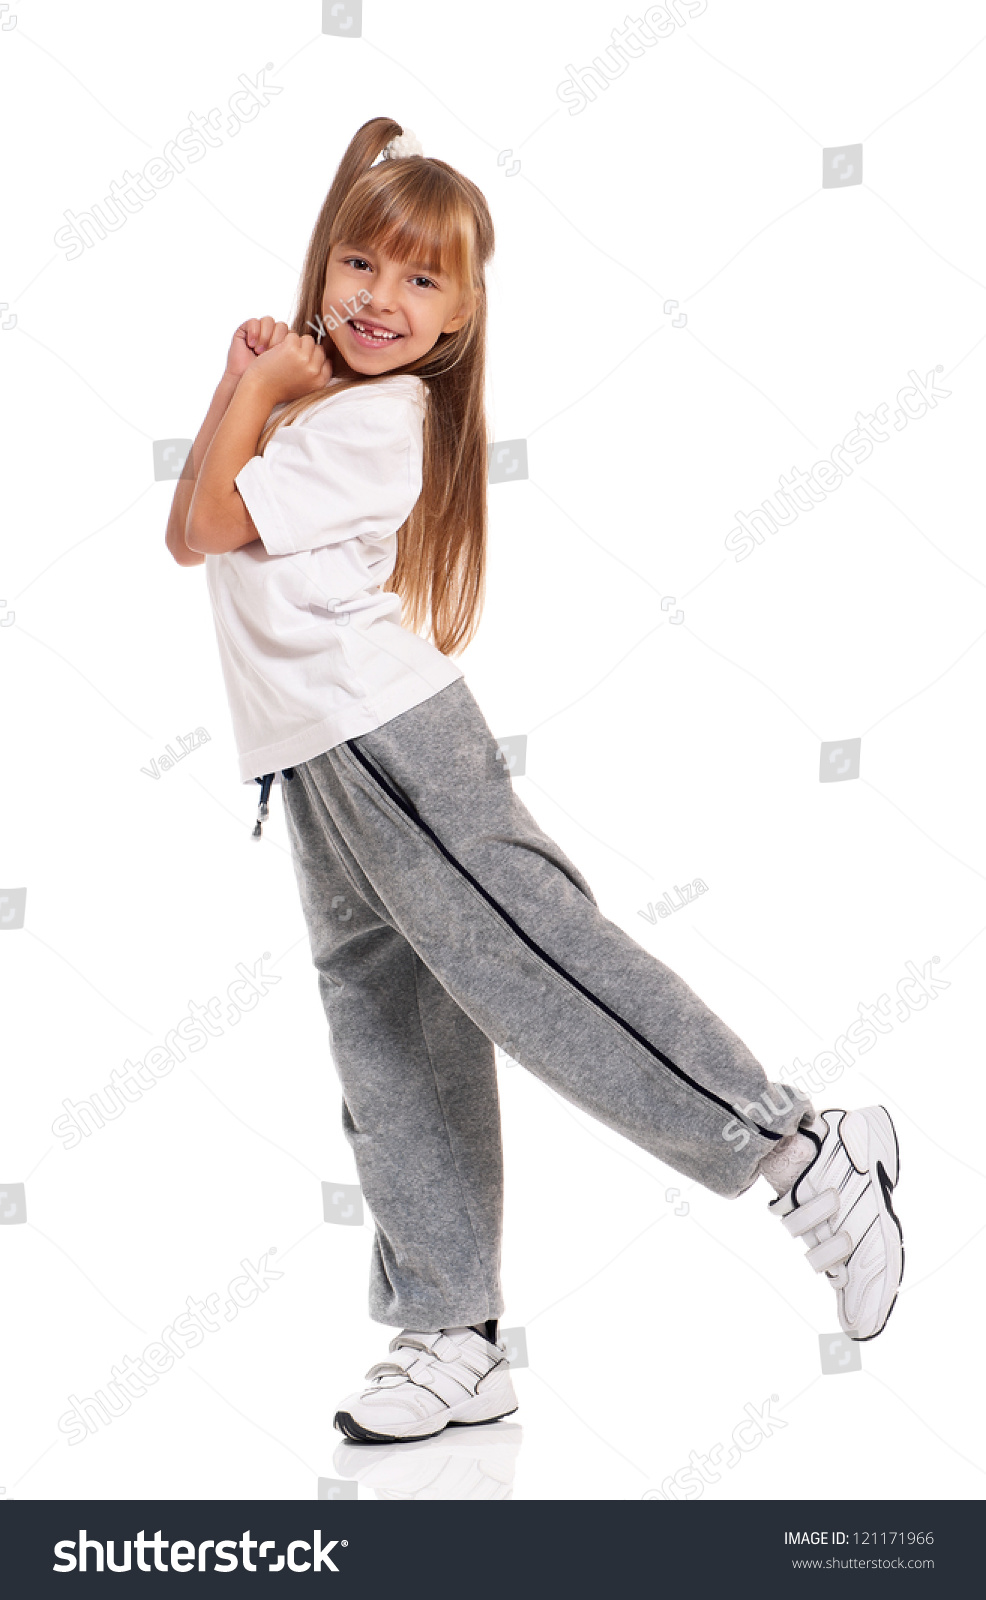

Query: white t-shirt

[204,372,464,784]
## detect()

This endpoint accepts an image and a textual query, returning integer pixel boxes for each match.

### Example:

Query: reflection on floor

[330,1422,524,1499]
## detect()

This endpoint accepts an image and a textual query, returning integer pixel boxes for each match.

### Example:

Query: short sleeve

[234,379,425,557]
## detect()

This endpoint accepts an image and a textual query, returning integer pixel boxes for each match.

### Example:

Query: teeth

[353,320,399,340]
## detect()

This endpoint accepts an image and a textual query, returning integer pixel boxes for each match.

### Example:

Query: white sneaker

[333,1327,520,1443]
[769,1106,904,1341]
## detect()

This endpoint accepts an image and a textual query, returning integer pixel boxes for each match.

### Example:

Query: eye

[344,257,372,272]
[411,275,437,289]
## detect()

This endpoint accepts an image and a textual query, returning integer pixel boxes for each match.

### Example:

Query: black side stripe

[345,739,783,1142]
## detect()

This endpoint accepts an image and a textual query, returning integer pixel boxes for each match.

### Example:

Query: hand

[240,330,334,404]
[224,316,291,382]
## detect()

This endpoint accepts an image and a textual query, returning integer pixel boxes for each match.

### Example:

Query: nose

[366,270,401,317]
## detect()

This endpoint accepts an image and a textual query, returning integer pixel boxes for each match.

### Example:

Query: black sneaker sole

[447,1408,519,1427]
[333,1406,519,1444]
[850,1109,904,1341]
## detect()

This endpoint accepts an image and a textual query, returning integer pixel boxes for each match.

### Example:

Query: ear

[442,286,476,336]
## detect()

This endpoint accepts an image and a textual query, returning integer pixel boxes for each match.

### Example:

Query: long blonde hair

[257,117,495,657]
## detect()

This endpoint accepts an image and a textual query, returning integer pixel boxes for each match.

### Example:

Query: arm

[184,373,272,555]
[167,315,293,564]
[164,373,239,567]
[186,332,332,556]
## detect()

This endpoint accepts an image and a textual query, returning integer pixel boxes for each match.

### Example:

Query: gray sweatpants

[281,676,815,1330]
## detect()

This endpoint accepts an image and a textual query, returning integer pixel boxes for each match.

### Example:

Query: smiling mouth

[349,318,404,345]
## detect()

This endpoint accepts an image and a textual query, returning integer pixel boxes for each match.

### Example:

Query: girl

[166,117,904,1446]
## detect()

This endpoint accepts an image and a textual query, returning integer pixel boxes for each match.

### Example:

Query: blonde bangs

[329,164,475,292]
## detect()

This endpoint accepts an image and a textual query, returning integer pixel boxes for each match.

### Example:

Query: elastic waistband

[252,769,295,840]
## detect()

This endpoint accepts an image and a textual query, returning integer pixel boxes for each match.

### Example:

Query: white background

[2,0,984,1502]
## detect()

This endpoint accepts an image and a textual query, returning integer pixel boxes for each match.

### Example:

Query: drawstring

[252,768,295,839]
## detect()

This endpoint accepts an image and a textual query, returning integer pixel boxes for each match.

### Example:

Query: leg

[282,763,504,1331]
[302,678,815,1201]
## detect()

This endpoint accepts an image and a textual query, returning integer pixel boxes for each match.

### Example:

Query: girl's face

[321,240,472,376]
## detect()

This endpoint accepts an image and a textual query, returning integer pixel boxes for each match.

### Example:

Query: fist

[225,316,290,381]
[243,331,333,403]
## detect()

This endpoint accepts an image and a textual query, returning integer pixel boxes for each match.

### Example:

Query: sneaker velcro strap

[365,1360,411,1382]
[417,1366,476,1406]
[782,1189,840,1237]
[452,1351,489,1379]
[392,1332,441,1353]
[805,1230,853,1273]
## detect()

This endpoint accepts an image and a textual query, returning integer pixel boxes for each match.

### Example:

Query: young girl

[166,117,904,1446]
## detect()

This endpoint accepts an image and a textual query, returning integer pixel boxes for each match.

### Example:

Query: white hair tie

[379,128,424,160]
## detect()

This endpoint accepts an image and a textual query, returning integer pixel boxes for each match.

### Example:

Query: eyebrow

[336,243,445,278]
